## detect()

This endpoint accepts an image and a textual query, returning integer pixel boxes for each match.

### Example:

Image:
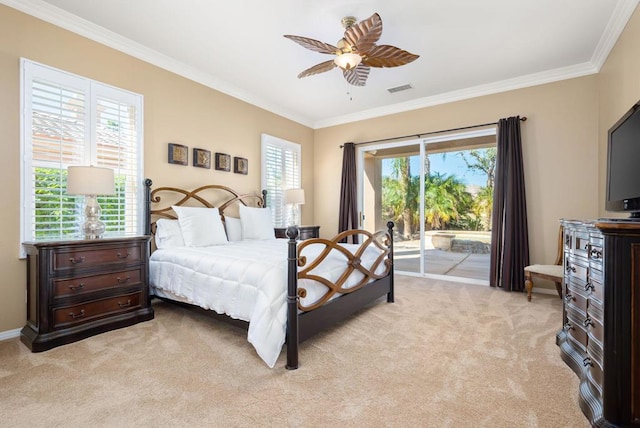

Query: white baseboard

[0,328,21,341]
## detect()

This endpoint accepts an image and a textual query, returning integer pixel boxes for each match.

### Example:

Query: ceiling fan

[284,13,419,87]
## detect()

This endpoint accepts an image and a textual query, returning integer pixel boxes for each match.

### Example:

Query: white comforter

[149,239,384,368]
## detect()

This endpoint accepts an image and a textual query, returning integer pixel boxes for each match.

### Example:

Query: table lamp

[284,188,305,226]
[67,165,115,239]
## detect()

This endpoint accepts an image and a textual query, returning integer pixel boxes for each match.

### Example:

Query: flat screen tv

[606,100,640,218]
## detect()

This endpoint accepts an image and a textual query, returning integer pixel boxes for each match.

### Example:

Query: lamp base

[82,195,106,239]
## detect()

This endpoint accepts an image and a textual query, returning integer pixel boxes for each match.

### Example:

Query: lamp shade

[67,166,115,196]
[284,188,305,205]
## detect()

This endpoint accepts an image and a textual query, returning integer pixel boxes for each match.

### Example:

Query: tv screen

[606,100,640,217]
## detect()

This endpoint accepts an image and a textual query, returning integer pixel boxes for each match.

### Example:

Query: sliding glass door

[357,129,495,284]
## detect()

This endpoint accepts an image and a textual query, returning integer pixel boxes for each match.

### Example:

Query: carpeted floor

[0,275,588,427]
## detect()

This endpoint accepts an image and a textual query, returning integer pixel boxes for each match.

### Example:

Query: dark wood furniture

[21,236,154,352]
[274,225,320,240]
[145,180,394,370]
[557,219,640,426]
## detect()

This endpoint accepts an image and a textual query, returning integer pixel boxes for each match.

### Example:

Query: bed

[144,179,394,369]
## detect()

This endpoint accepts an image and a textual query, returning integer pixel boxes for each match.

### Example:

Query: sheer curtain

[338,142,359,244]
[490,116,529,292]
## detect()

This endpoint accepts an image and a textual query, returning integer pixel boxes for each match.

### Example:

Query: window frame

[20,58,144,256]
[260,134,302,228]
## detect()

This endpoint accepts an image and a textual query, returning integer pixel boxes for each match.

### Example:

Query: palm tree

[424,172,470,230]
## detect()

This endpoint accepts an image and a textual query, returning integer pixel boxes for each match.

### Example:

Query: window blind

[261,134,301,227]
[21,59,143,246]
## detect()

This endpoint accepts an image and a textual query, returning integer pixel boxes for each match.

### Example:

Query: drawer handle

[564,293,574,304]
[68,283,85,292]
[590,249,602,259]
[583,357,593,367]
[69,309,85,319]
[584,243,590,251]
[583,318,594,328]
[117,252,131,259]
[565,236,571,246]
[118,299,132,308]
[117,276,131,284]
[584,281,595,292]
[565,264,576,273]
[564,322,573,332]
[69,256,85,264]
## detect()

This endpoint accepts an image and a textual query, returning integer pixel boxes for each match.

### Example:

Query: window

[261,134,301,227]
[20,59,144,249]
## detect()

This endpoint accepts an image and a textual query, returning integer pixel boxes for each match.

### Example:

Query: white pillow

[239,205,275,240]
[224,217,243,242]
[172,206,228,247]
[154,218,185,249]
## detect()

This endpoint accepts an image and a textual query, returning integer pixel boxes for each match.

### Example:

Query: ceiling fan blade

[297,60,337,78]
[363,45,420,68]
[344,13,382,55]
[284,35,337,55]
[343,65,370,86]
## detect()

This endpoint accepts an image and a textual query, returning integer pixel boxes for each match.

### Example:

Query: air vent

[387,84,413,94]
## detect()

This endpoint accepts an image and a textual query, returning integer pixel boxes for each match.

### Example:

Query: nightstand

[20,236,154,352]
[274,225,320,240]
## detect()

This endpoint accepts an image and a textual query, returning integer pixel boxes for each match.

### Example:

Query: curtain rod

[340,116,527,148]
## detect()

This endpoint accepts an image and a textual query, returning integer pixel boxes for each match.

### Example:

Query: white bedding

[149,239,385,368]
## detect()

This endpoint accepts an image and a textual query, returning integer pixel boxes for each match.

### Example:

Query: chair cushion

[524,264,564,278]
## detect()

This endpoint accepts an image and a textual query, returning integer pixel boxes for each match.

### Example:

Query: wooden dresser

[21,236,154,352]
[558,219,640,426]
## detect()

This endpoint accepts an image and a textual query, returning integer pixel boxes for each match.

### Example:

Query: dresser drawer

[52,291,143,329]
[566,308,588,351]
[567,256,588,282]
[566,284,588,313]
[53,268,143,299]
[586,341,604,396]
[52,244,142,272]
[572,230,590,259]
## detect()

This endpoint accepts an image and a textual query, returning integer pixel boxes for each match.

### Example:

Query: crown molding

[314,62,599,129]
[591,0,640,70]
[3,0,635,130]
[0,0,315,128]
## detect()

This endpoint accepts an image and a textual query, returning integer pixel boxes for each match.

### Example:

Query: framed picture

[168,143,188,165]
[234,157,248,175]
[215,153,231,171]
[193,148,211,169]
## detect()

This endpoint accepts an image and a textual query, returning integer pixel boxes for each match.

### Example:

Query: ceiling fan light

[334,53,362,70]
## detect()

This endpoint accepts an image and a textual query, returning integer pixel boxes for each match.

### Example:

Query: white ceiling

[5,0,639,128]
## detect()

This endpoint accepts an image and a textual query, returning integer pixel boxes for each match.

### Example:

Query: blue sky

[381,150,489,187]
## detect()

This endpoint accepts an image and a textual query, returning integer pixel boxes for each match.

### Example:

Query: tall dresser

[558,219,640,427]
[21,236,154,352]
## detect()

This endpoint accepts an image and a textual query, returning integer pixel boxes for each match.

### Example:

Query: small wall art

[215,153,231,171]
[193,148,211,169]
[168,143,188,165]
[234,157,248,175]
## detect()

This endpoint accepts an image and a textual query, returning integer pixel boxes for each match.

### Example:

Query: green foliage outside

[34,167,127,239]
[382,148,495,236]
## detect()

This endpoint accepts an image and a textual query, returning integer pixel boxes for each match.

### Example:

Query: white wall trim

[0,328,21,342]
[2,0,637,130]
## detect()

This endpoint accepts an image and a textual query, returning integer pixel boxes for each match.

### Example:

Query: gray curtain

[490,116,529,292]
[338,142,358,244]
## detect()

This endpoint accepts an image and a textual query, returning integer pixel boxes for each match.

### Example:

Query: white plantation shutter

[261,134,301,227]
[21,59,143,247]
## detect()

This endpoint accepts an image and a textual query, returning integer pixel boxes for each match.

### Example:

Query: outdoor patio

[393,231,491,282]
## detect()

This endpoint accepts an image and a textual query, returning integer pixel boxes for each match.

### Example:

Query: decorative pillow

[239,205,275,240]
[172,206,228,247]
[224,217,243,242]
[154,218,185,249]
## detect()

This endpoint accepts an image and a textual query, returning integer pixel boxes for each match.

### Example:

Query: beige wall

[314,76,600,270]
[2,4,640,333]
[598,6,640,217]
[0,6,313,332]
